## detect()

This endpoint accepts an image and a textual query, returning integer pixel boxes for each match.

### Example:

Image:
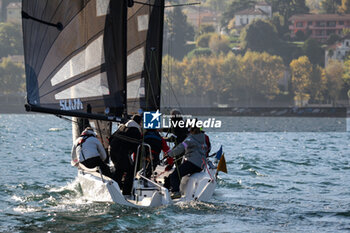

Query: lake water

[1,114,350,232]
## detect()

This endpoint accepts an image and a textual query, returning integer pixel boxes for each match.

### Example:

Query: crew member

[144,129,170,177]
[166,125,207,199]
[71,127,116,181]
[109,114,142,196]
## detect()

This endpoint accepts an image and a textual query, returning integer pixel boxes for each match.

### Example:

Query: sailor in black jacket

[109,114,142,196]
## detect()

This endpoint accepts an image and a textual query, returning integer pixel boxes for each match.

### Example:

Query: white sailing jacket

[71,129,107,166]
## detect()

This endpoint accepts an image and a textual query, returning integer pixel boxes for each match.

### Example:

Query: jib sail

[22,0,127,120]
[126,0,164,114]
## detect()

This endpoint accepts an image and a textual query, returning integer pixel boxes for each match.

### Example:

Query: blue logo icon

[143,110,162,129]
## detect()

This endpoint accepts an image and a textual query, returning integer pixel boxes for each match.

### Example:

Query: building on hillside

[234,2,272,28]
[185,7,221,31]
[6,2,21,23]
[325,34,350,66]
[289,14,350,42]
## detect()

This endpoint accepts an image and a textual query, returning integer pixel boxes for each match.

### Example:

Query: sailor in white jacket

[71,127,116,180]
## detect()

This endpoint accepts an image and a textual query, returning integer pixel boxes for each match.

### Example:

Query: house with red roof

[234,2,272,28]
[289,14,350,42]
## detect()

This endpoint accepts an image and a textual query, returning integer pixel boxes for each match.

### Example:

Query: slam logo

[143,110,162,129]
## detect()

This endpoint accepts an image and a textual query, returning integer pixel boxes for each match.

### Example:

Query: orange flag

[216,153,227,174]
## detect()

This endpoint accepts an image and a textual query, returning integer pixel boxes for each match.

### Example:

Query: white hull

[77,164,217,208]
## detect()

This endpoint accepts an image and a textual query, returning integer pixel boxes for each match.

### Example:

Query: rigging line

[145,49,158,108]
[112,132,142,144]
[133,1,200,8]
[165,21,183,112]
[163,59,184,114]
[128,1,147,21]
[55,114,79,124]
[95,120,107,149]
[128,85,141,114]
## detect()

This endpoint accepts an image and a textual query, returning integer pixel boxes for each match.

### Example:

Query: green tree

[196,24,215,38]
[240,19,280,55]
[325,60,344,104]
[290,56,313,106]
[186,48,212,60]
[343,58,350,85]
[165,7,195,60]
[242,51,284,103]
[270,13,286,38]
[209,34,231,55]
[295,30,306,41]
[321,0,342,13]
[303,38,324,66]
[308,65,327,102]
[268,0,309,23]
[196,33,214,48]
[0,22,23,58]
[306,0,322,12]
[339,0,350,13]
[327,33,341,45]
[162,55,187,98]
[0,57,25,95]
[221,52,243,102]
[204,0,231,12]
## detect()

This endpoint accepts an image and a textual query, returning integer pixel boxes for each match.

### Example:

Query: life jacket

[77,134,94,161]
[77,134,94,147]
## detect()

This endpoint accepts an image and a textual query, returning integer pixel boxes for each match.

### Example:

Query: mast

[126,0,165,114]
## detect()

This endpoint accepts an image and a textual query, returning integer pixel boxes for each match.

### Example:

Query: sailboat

[22,0,221,207]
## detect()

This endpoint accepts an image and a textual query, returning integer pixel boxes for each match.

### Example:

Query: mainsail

[22,0,127,120]
[127,0,164,114]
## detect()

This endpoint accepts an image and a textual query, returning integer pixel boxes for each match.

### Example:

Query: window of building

[296,22,304,28]
[327,29,336,35]
[315,30,326,36]
[316,21,326,27]
[339,21,344,25]
[240,18,245,25]
[327,21,336,27]
[308,21,313,26]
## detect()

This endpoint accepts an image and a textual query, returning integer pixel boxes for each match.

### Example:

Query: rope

[55,114,79,124]
[202,157,214,181]
[112,132,142,145]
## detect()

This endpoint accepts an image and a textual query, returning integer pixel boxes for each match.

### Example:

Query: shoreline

[1,105,348,117]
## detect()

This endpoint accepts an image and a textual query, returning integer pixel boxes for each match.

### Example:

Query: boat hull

[77,165,217,207]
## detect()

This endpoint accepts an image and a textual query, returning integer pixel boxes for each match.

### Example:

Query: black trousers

[169,160,202,192]
[81,157,117,182]
[115,160,134,195]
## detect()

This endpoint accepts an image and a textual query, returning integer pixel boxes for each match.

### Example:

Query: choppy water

[1,114,350,232]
